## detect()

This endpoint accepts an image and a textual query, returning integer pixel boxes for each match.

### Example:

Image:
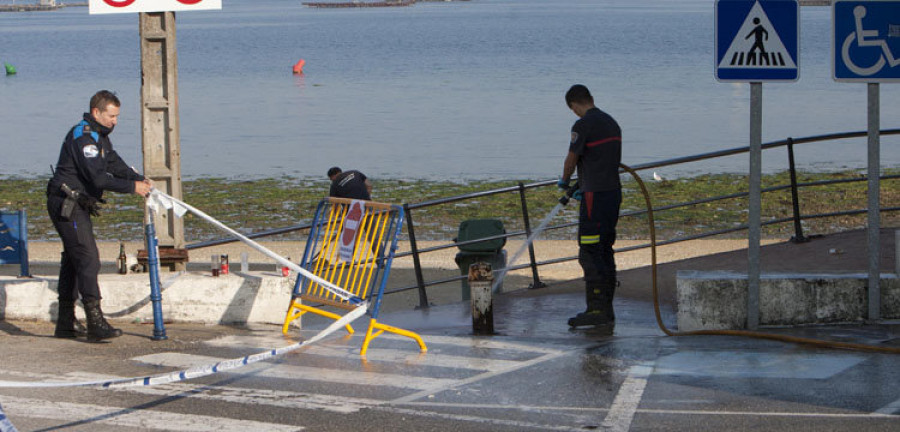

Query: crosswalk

[0,331,591,431]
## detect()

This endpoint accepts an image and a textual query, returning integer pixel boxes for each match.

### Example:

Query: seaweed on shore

[1,170,897,243]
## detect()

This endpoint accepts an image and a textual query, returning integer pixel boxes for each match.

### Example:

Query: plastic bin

[454,219,506,300]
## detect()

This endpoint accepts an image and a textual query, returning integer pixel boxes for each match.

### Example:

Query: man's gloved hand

[572,189,583,201]
[76,194,103,217]
[557,178,571,190]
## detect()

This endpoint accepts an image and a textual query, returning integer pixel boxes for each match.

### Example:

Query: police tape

[146,190,361,304]
[0,305,366,390]
[0,187,369,432]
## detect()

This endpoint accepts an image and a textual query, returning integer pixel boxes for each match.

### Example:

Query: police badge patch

[83,144,99,158]
[570,132,579,145]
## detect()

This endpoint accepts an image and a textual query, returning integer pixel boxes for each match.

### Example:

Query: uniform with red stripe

[561,84,622,328]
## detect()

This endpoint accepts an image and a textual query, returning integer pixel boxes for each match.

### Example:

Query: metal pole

[867,83,881,321]
[748,82,762,330]
[404,204,429,309]
[786,137,807,243]
[517,182,545,289]
[145,211,168,340]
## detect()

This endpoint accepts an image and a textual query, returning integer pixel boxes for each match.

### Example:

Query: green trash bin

[454,219,506,301]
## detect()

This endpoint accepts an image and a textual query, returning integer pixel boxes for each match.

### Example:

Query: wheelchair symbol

[842,5,900,76]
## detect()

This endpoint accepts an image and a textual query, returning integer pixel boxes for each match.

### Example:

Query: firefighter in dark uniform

[327,167,372,200]
[47,90,153,342]
[558,84,622,327]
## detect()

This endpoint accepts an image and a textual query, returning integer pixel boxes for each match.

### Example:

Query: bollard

[241,252,249,273]
[469,261,494,335]
[145,214,168,340]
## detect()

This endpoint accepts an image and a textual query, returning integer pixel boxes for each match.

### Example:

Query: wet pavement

[1,284,900,431]
[1,229,899,431]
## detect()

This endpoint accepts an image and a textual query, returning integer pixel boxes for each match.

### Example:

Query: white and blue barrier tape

[0,302,365,390]
[0,190,370,429]
[146,190,362,304]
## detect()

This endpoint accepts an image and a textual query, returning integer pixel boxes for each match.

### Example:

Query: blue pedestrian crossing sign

[833,0,900,82]
[716,0,800,82]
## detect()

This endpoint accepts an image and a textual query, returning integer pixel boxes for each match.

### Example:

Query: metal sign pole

[748,82,762,330]
[867,82,880,320]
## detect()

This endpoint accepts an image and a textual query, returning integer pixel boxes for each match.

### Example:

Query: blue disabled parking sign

[716,0,800,82]
[834,0,900,82]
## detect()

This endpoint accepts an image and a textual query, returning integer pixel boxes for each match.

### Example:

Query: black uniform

[47,113,143,303]
[329,170,371,200]
[569,107,622,285]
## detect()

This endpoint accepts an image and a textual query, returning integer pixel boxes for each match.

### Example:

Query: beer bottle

[117,242,128,274]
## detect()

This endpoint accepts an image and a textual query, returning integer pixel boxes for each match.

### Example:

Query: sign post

[716,0,799,329]
[833,0,900,320]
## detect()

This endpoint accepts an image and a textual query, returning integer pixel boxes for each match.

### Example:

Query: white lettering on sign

[89,0,221,14]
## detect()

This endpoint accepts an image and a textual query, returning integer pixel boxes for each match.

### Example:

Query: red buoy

[292,59,306,74]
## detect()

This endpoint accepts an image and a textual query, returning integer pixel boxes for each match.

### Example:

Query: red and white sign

[338,200,365,263]
[90,0,221,14]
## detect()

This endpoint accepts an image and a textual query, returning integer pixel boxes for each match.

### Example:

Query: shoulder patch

[570,132,579,144]
[83,144,99,158]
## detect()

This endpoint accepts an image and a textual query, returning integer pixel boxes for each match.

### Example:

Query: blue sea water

[0,0,897,181]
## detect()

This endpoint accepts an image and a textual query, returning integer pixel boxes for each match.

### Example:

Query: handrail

[186,128,899,310]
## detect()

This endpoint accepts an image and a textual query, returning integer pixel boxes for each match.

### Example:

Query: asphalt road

[1,228,899,431]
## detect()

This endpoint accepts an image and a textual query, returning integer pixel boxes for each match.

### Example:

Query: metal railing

[187,128,900,309]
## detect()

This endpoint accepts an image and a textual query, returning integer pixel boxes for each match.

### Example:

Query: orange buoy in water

[292,59,305,74]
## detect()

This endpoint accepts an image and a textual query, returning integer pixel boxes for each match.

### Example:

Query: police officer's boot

[568,279,616,327]
[54,300,86,339]
[84,299,122,342]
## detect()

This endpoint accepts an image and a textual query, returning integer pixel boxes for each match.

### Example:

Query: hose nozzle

[558,182,579,205]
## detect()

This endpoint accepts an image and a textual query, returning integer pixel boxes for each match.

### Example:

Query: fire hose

[617,163,900,354]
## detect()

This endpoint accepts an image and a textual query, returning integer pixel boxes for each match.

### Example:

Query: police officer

[47,90,153,342]
[558,84,622,328]
[327,167,372,200]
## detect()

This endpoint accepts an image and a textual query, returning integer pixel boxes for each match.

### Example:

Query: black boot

[84,299,122,342]
[568,280,616,327]
[54,300,86,339]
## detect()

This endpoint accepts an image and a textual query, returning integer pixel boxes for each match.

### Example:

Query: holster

[59,183,102,218]
[60,195,77,220]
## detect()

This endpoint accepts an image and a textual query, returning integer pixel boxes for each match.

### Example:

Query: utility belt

[49,183,104,219]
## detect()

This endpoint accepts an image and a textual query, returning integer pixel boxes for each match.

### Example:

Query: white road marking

[133,353,458,390]
[392,333,569,354]
[390,349,573,404]
[603,363,653,432]
[67,372,379,413]
[0,395,302,432]
[302,344,525,371]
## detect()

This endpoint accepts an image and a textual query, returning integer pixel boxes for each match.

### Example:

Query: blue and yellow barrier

[282,197,426,356]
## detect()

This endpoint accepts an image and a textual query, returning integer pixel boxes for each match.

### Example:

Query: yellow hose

[620,163,900,354]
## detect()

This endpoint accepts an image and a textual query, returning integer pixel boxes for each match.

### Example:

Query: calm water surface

[0,0,897,180]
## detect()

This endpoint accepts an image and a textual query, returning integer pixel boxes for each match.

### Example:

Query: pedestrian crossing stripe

[718,1,796,70]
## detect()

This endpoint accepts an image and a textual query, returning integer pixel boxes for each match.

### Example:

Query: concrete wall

[0,272,295,325]
[677,271,900,331]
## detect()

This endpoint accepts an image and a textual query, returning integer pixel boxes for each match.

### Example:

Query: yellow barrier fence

[282,197,426,356]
